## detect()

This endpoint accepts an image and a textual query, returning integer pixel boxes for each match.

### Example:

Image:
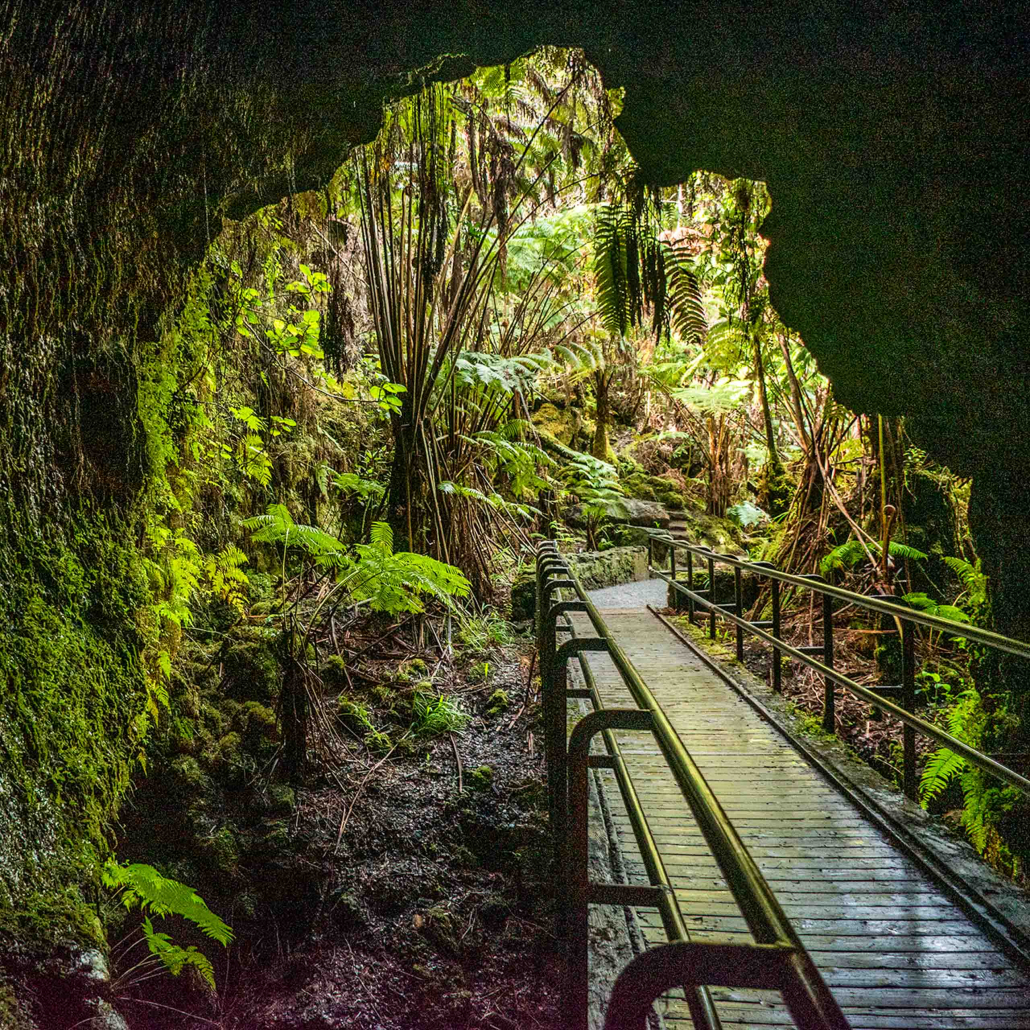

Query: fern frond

[103,861,233,946]
[664,246,707,346]
[369,521,394,552]
[919,747,967,805]
[142,917,217,990]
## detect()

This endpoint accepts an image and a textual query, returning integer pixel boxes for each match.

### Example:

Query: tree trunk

[967,468,1030,865]
[753,333,779,468]
[592,370,610,461]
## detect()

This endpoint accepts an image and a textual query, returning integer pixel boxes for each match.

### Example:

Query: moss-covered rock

[675,511,743,552]
[486,690,510,715]
[531,402,580,446]
[567,497,669,529]
[619,467,687,510]
[510,546,649,621]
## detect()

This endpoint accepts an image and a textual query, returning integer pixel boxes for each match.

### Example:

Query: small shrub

[467,661,491,684]
[486,689,510,715]
[411,691,468,737]
[456,611,513,654]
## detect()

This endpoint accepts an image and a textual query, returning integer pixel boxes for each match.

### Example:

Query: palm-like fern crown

[593,201,707,346]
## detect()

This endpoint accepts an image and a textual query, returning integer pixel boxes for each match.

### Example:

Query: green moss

[237,701,277,750]
[619,467,686,509]
[220,627,280,702]
[204,825,241,874]
[0,509,150,924]
[486,690,510,715]
[468,765,494,790]
[322,654,348,688]
[0,885,106,952]
[532,402,578,445]
[365,729,393,753]
[0,980,34,1030]
[171,756,210,791]
[338,696,374,734]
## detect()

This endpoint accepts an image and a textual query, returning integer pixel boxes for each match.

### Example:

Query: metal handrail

[646,530,1030,798]
[649,533,1030,659]
[536,541,851,1030]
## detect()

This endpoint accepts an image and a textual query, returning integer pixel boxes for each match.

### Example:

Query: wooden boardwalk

[571,608,1030,1030]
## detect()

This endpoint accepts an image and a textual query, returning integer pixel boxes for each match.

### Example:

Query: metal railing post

[902,619,917,800]
[568,708,656,1030]
[708,554,717,639]
[640,530,1030,799]
[734,564,744,662]
[822,588,835,734]
[687,549,695,625]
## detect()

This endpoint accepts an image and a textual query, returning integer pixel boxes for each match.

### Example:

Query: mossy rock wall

[511,546,648,621]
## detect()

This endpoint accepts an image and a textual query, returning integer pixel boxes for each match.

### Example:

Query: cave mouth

[3,10,1030,1025]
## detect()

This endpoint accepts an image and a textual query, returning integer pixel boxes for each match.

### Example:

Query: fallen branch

[449,731,464,794]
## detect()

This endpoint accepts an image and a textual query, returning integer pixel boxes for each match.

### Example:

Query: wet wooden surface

[570,608,1030,1029]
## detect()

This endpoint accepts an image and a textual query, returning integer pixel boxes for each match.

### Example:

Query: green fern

[918,688,999,853]
[103,860,234,945]
[204,545,249,613]
[901,592,970,624]
[350,522,471,614]
[243,503,345,566]
[819,538,927,575]
[593,203,708,344]
[920,746,969,804]
[139,917,217,990]
[943,555,988,612]
[103,860,233,992]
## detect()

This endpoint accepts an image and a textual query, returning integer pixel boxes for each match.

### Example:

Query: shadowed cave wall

[1,0,1028,932]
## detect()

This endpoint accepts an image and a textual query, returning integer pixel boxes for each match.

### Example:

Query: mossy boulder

[619,468,687,510]
[567,497,669,530]
[675,510,743,552]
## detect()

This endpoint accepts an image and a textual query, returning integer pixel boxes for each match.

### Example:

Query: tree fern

[594,203,634,337]
[665,245,708,346]
[349,521,472,614]
[594,202,709,345]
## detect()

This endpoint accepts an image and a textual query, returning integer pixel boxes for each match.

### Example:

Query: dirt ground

[110,616,566,1030]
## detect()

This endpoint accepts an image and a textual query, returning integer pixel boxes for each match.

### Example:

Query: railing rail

[646,531,1030,800]
[535,541,851,1030]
